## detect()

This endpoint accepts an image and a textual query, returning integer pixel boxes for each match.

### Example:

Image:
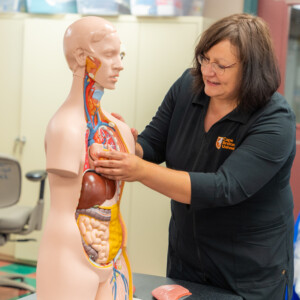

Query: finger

[94,166,122,179]
[131,128,138,135]
[95,169,121,181]
[95,166,129,182]
[111,112,125,122]
[95,159,122,169]
[95,150,122,161]
[131,128,138,140]
[102,174,121,181]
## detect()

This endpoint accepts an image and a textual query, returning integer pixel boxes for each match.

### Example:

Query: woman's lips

[206,79,220,86]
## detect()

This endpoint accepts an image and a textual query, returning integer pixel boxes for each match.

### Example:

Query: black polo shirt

[138,69,296,299]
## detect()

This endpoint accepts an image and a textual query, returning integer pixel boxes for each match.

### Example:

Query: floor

[0,261,36,300]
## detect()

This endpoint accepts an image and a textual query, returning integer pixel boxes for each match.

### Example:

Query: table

[21,273,242,300]
[132,273,242,300]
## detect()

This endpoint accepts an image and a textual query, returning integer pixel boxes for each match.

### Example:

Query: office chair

[0,153,47,292]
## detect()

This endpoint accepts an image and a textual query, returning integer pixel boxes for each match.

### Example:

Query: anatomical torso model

[36,16,134,300]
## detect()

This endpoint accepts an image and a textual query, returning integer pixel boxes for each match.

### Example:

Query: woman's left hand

[93,150,145,182]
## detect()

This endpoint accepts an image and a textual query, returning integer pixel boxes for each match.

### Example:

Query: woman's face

[201,40,241,104]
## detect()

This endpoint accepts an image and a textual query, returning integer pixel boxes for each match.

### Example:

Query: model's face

[201,40,241,103]
[92,32,124,90]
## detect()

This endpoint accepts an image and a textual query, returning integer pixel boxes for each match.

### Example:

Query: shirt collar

[226,107,251,124]
[192,89,209,106]
[192,89,251,124]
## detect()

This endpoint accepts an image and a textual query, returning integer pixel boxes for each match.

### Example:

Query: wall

[0,14,204,276]
[203,0,244,19]
[257,0,290,94]
[258,0,300,220]
[0,0,259,274]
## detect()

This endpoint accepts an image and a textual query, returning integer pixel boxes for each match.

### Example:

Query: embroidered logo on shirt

[216,136,236,150]
[216,137,224,149]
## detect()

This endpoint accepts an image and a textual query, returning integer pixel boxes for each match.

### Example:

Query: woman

[94,14,296,299]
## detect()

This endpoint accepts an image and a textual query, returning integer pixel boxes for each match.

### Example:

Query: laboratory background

[0,0,300,299]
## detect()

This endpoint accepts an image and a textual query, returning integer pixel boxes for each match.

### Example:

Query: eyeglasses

[198,55,237,76]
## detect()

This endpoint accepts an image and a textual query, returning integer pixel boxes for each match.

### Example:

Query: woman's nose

[201,64,216,76]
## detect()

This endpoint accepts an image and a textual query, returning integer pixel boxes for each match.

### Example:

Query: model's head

[192,13,280,112]
[63,16,124,90]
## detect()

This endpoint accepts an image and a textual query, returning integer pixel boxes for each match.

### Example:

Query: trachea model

[37,17,134,300]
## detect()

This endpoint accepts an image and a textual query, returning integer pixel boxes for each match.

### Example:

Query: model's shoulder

[46,105,85,139]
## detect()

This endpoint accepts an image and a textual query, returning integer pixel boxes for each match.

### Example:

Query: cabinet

[0,17,24,257]
[0,14,204,276]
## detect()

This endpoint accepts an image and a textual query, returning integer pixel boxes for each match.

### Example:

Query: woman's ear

[73,47,86,67]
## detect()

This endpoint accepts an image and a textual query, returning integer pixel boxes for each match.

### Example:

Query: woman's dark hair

[191,13,280,113]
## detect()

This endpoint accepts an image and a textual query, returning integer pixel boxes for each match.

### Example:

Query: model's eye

[120,51,125,60]
[104,52,113,58]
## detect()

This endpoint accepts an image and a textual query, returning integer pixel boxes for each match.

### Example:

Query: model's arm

[45,112,84,178]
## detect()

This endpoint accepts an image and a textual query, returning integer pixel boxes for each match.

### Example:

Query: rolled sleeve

[189,172,216,205]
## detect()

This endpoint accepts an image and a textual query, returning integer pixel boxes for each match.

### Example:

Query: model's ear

[73,47,86,67]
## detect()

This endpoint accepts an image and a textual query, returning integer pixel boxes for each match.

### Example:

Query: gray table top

[21,273,242,300]
[132,273,242,300]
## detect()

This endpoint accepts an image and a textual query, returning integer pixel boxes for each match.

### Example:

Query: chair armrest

[25,170,47,182]
[24,170,47,232]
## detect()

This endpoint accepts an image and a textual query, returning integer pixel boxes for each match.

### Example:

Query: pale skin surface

[93,40,241,205]
[37,17,133,300]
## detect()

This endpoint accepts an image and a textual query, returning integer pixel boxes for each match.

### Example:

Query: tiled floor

[0,261,36,300]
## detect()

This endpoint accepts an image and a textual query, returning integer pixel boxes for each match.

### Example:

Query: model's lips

[110,74,119,82]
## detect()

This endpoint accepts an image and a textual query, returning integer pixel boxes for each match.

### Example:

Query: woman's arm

[95,94,296,209]
[135,142,144,158]
[93,150,191,204]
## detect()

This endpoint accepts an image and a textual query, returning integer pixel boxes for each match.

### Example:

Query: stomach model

[75,56,132,299]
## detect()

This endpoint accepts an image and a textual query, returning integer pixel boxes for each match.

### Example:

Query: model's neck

[83,74,105,122]
[92,82,104,107]
[65,74,85,105]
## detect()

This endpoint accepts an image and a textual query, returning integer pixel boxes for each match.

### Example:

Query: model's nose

[113,55,124,71]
